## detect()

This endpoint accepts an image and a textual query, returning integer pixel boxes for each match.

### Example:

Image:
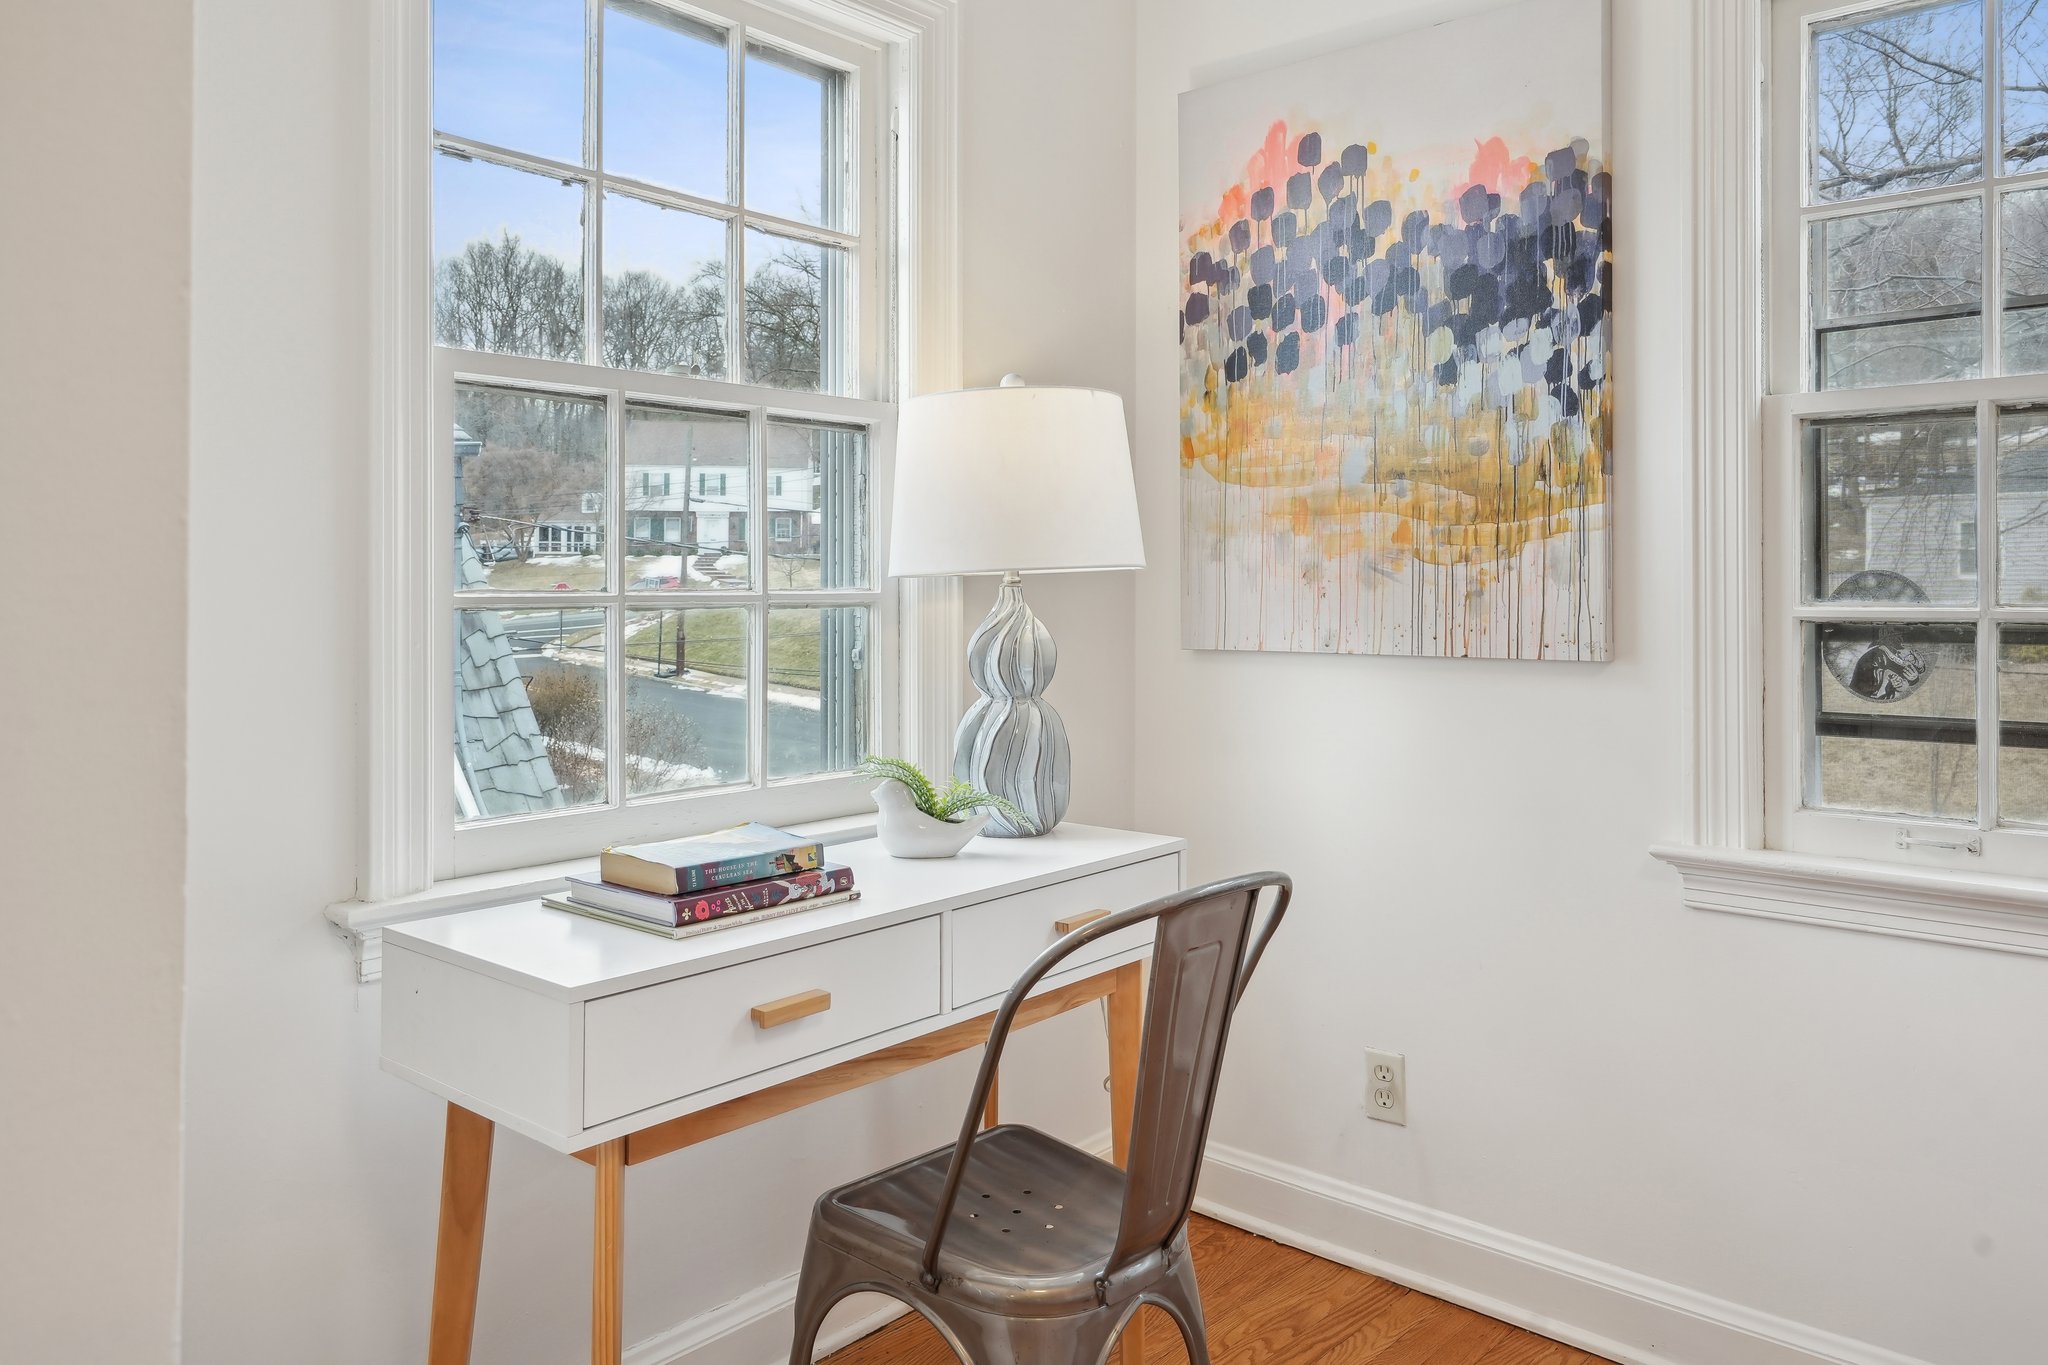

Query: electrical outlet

[1366,1049,1406,1125]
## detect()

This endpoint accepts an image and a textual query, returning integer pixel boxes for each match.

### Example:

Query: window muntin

[1767,0,2048,869]
[431,0,891,871]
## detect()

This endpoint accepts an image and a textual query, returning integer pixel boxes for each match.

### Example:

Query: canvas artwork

[1178,0,1612,660]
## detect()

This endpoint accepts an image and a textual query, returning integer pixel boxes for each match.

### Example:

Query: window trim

[1658,0,2048,954]
[352,0,964,916]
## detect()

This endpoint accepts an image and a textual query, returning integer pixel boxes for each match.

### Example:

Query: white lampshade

[888,378,1145,577]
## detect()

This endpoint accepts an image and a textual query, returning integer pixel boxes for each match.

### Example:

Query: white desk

[381,824,1184,1365]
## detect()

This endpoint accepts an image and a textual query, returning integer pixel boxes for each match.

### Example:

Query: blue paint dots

[1276,331,1301,374]
[1183,129,1612,425]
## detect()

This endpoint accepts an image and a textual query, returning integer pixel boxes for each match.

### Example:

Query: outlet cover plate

[1366,1048,1406,1125]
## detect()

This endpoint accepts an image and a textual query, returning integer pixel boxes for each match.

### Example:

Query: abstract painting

[1179,0,1611,660]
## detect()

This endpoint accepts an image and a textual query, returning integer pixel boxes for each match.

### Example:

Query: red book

[564,864,856,927]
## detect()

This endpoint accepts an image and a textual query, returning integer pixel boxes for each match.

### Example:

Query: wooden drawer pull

[751,989,832,1029]
[1054,909,1110,936]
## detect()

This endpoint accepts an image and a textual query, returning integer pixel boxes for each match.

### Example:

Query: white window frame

[1657,0,2048,957]
[348,0,965,932]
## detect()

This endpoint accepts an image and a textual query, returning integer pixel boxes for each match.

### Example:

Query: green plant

[855,755,1037,834]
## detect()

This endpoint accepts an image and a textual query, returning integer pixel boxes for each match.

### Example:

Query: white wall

[1130,4,2048,1364]
[0,4,191,1361]
[177,2,1136,1362]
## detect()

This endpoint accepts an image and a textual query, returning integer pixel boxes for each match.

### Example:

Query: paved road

[517,654,827,781]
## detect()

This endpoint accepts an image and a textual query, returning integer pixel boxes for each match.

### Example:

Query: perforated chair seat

[813,1124,1129,1315]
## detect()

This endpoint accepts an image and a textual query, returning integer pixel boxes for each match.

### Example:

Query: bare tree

[745,245,825,388]
[436,230,829,386]
[603,265,726,375]
[435,230,582,359]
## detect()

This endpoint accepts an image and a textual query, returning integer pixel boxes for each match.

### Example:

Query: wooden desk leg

[982,1065,1000,1130]
[591,1138,626,1365]
[1106,962,1144,1166]
[1104,962,1146,1365]
[428,1103,495,1365]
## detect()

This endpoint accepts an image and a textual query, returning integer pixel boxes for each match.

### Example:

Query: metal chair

[786,872,1293,1365]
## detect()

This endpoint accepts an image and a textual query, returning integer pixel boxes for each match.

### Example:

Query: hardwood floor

[823,1215,1614,1365]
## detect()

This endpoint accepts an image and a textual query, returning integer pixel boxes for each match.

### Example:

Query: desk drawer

[583,916,940,1126]
[949,855,1178,1008]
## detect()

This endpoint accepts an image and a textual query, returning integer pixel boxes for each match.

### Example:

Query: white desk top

[384,824,1184,1002]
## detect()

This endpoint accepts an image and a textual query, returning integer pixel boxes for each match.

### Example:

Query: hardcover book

[599,823,826,895]
[542,889,859,941]
[565,864,857,927]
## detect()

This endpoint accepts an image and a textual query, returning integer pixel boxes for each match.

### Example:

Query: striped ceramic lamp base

[953,572,1069,837]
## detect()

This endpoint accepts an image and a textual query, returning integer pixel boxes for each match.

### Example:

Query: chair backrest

[918,871,1292,1291]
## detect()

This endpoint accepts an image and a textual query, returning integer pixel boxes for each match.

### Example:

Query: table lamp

[890,375,1145,837]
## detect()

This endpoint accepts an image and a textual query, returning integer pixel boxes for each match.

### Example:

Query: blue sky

[432,0,841,283]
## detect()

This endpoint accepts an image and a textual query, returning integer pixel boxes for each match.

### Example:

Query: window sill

[1650,843,2048,958]
[327,812,879,982]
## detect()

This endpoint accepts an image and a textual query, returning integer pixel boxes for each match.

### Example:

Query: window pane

[745,229,848,393]
[1998,404,2048,602]
[455,384,607,591]
[602,193,728,377]
[625,608,748,796]
[1810,0,1984,203]
[624,405,751,588]
[455,607,608,819]
[1999,625,2048,823]
[434,0,585,164]
[1810,621,1977,819]
[2001,188,2048,373]
[765,421,867,589]
[768,606,868,780]
[1809,411,1978,605]
[1810,198,1982,389]
[435,153,587,362]
[603,1,727,200]
[2004,0,2048,172]
[744,45,850,230]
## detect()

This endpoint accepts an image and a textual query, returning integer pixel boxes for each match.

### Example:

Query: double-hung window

[431,0,894,874]
[1766,0,2048,871]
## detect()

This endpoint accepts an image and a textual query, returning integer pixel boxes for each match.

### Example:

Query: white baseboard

[1191,1143,1935,1365]
[623,1275,908,1365]
[618,1133,1927,1365]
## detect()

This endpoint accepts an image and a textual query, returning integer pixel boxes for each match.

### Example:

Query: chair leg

[922,1300,1124,1365]
[788,1237,862,1365]
[1157,1243,1212,1365]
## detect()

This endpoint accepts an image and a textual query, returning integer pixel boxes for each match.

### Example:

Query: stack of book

[543,822,858,940]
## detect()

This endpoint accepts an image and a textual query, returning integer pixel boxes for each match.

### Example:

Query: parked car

[486,543,518,562]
